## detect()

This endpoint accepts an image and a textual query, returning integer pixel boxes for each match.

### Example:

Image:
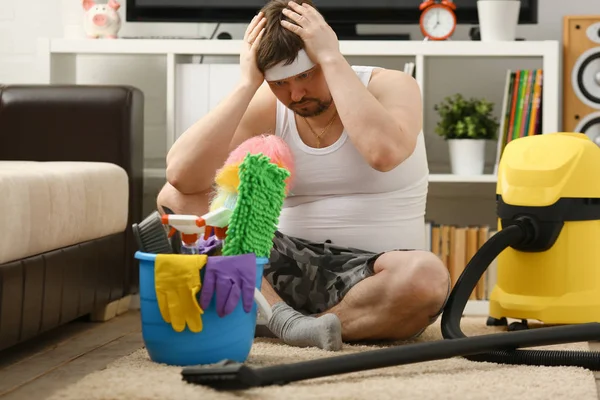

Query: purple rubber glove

[197,234,222,255]
[199,253,257,317]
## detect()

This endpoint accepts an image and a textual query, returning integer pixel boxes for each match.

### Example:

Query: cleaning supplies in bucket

[137,251,269,366]
[160,193,237,254]
[132,135,295,366]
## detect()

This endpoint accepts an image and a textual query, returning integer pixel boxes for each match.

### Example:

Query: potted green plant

[434,93,499,176]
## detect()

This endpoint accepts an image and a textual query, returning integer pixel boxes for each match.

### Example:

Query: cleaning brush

[221,153,289,258]
[132,211,173,254]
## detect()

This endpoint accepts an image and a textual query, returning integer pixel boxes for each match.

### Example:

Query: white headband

[264,49,316,81]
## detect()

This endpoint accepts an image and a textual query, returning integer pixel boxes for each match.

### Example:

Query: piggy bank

[83,0,122,39]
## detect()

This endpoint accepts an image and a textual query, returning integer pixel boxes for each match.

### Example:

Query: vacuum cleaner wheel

[486,316,508,327]
[507,320,529,331]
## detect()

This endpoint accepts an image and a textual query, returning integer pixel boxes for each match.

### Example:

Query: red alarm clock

[419,0,457,41]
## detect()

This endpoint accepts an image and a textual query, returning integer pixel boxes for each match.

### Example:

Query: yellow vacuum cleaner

[488,131,600,330]
[181,132,600,390]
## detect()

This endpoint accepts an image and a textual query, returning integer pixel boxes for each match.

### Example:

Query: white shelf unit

[36,39,560,316]
[37,38,560,185]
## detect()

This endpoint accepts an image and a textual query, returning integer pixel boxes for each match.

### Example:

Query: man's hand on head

[241,11,267,90]
[280,1,341,65]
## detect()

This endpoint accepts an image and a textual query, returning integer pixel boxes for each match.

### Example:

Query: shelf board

[144,168,498,184]
[47,38,558,57]
[429,174,497,183]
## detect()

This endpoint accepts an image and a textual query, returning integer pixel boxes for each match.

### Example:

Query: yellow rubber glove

[154,254,208,333]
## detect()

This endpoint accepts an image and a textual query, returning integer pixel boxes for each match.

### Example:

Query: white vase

[448,139,487,176]
[477,0,521,42]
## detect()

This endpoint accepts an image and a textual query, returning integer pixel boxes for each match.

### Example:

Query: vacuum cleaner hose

[180,217,600,391]
[440,217,600,369]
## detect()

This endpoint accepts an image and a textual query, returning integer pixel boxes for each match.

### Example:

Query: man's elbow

[165,164,184,192]
[369,153,402,172]
[369,138,417,172]
[166,164,195,194]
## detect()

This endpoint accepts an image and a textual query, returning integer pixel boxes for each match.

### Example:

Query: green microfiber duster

[221,152,290,258]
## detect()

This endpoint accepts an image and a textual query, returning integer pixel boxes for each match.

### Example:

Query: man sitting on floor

[157,0,450,351]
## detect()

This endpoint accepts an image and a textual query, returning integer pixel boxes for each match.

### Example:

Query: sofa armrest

[0,84,144,293]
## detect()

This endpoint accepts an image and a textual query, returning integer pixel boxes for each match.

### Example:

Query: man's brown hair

[256,0,314,74]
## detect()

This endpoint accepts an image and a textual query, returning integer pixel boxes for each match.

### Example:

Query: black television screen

[126,0,538,37]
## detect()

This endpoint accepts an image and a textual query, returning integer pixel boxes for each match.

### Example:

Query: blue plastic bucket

[135,251,267,366]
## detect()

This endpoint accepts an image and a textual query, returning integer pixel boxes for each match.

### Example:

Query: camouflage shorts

[263,230,385,315]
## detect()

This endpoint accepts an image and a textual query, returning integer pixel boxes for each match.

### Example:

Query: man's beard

[289,97,333,117]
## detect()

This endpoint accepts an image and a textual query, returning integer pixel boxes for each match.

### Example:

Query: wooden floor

[0,311,143,400]
[1,311,600,399]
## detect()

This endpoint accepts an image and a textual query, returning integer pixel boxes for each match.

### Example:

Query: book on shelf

[425,221,498,301]
[493,68,544,174]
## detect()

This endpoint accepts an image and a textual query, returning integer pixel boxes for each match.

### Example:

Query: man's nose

[290,88,306,102]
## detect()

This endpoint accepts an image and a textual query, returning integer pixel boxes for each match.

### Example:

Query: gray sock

[266,302,343,351]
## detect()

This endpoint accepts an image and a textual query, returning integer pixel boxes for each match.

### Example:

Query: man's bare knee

[363,250,449,339]
[327,251,448,341]
[386,251,450,317]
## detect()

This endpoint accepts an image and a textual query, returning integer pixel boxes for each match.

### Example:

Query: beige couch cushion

[0,161,129,265]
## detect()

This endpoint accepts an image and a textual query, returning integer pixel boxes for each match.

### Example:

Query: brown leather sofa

[0,84,144,352]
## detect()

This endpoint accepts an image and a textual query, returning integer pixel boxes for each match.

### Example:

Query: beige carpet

[49,317,598,400]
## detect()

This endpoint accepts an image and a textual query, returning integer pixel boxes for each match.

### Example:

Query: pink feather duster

[221,134,295,193]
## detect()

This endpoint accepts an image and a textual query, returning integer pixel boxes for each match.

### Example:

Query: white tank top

[274,65,429,252]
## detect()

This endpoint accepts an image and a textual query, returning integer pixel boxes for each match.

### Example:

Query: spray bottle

[160,203,235,254]
[161,214,206,254]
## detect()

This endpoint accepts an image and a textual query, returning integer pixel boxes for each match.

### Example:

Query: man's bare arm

[166,82,276,194]
[320,55,422,172]
[166,11,272,193]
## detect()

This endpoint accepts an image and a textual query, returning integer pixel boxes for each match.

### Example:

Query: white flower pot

[448,139,487,176]
[477,0,521,42]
